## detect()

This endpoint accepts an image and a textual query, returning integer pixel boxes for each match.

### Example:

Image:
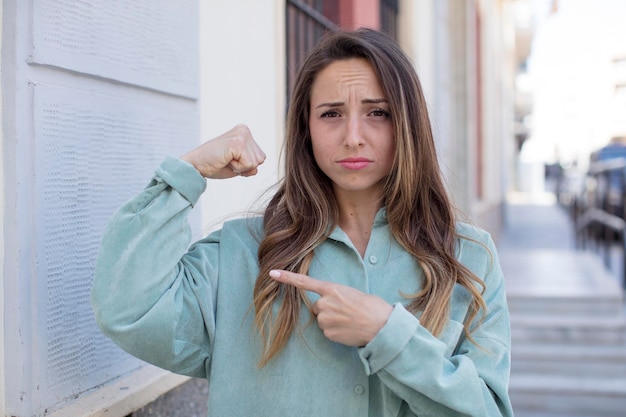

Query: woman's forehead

[310,59,384,100]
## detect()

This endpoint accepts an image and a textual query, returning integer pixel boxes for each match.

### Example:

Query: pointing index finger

[269,270,328,295]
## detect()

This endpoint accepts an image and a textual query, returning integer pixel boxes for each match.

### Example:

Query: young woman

[92,28,513,416]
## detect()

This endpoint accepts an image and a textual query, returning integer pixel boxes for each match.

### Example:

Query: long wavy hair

[253,28,486,367]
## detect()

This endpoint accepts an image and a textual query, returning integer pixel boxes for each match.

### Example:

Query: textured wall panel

[32,83,197,407]
[32,0,198,98]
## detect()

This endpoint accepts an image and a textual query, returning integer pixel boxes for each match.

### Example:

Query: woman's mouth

[337,157,372,170]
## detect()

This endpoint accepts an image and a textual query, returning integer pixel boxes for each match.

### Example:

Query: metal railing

[574,157,626,288]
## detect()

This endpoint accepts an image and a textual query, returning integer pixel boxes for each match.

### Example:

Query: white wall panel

[32,0,198,98]
[30,83,196,410]
[3,0,200,414]
[0,0,5,413]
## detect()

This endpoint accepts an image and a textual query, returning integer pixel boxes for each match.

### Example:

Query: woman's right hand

[181,124,267,179]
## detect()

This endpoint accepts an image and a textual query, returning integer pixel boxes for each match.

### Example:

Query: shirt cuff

[155,156,206,207]
[358,303,420,375]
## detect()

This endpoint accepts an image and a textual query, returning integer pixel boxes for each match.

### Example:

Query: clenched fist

[182,124,266,179]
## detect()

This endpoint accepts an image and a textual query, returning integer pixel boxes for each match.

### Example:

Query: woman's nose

[344,115,364,148]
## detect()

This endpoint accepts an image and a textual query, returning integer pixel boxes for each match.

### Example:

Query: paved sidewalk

[132,378,208,417]
[496,192,624,303]
[497,192,575,252]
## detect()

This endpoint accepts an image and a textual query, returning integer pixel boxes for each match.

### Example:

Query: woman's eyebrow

[315,101,343,109]
[315,98,387,109]
[362,98,388,104]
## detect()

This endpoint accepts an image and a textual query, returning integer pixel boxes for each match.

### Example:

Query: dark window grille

[380,0,399,39]
[285,0,399,109]
[286,0,339,110]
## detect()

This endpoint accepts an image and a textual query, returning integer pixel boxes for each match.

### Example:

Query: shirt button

[369,255,378,264]
[353,384,365,395]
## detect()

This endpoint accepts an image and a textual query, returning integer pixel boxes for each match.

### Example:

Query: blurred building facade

[519,0,626,181]
[0,1,518,415]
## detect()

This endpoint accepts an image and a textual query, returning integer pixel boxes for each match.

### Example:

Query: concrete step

[507,293,624,317]
[510,374,626,417]
[511,343,626,378]
[510,314,626,345]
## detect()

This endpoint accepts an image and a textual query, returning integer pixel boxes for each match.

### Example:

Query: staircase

[503,249,626,417]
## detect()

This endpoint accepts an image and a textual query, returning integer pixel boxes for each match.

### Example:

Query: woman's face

[308,58,395,200]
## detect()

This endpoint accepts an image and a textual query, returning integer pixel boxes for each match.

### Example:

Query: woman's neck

[335,191,383,258]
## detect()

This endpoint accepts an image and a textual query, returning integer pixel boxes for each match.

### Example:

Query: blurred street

[498,192,626,417]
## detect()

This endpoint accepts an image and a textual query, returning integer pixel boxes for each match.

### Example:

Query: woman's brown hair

[253,28,486,367]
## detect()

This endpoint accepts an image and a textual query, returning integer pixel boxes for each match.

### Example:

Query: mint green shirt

[92,156,513,416]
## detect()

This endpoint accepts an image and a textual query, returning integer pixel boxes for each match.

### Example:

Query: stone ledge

[47,366,189,417]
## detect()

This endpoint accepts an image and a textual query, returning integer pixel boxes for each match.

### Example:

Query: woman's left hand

[269,269,393,347]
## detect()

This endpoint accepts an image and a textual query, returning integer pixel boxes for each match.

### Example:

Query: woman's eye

[371,109,391,118]
[321,110,340,118]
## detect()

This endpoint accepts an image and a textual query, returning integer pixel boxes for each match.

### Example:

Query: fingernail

[269,270,281,278]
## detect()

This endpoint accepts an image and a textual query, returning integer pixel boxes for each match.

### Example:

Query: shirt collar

[327,207,388,243]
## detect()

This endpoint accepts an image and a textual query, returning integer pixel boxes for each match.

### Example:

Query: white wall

[0,0,5,413]
[467,0,514,234]
[2,0,200,415]
[477,0,513,207]
[399,0,512,234]
[198,0,285,231]
[399,0,457,198]
[399,0,436,108]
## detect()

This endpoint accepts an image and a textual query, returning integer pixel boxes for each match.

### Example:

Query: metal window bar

[286,0,399,108]
[380,0,399,39]
[286,0,339,110]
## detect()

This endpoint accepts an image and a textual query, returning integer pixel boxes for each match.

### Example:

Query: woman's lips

[337,157,372,170]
